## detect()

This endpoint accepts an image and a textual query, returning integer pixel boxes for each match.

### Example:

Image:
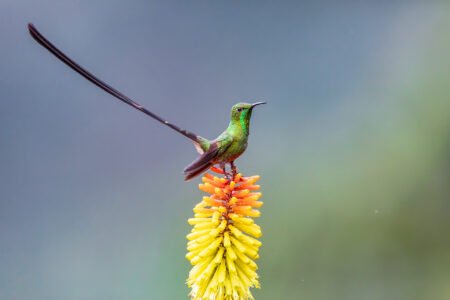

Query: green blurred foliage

[254,10,450,300]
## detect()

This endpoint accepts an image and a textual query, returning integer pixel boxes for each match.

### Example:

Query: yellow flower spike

[193,207,214,214]
[236,260,258,279]
[193,214,213,219]
[186,229,212,241]
[208,221,226,238]
[223,231,231,248]
[235,173,242,182]
[229,196,238,205]
[229,236,247,254]
[186,243,204,253]
[241,201,264,208]
[217,220,227,232]
[203,177,226,189]
[234,207,261,218]
[228,224,244,238]
[192,221,217,230]
[186,171,263,299]
[236,182,260,191]
[217,260,227,282]
[194,254,214,273]
[199,260,219,283]
[247,259,258,271]
[248,185,261,191]
[189,236,218,253]
[233,223,262,238]
[214,187,226,198]
[226,244,238,261]
[194,201,206,208]
[244,175,260,183]
[237,233,262,248]
[226,252,237,274]
[233,189,250,198]
[188,255,203,265]
[229,271,241,288]
[232,206,251,217]
[185,251,198,261]
[202,196,214,205]
[230,214,255,225]
[199,182,216,194]
[224,275,232,296]
[212,211,220,224]
[195,233,216,245]
[213,247,225,264]
[242,247,259,261]
[232,245,251,264]
[207,234,224,247]
[203,173,214,180]
[240,193,262,202]
[205,269,221,296]
[229,181,236,190]
[188,218,210,225]
[237,268,252,289]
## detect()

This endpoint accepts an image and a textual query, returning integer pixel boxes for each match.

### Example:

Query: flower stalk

[186,167,263,300]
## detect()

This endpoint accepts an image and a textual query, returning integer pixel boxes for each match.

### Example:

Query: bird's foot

[211,164,236,181]
[230,161,238,179]
[221,165,232,181]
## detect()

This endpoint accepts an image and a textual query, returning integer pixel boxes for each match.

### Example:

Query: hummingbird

[28,24,266,180]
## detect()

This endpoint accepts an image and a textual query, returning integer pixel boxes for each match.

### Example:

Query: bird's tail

[183,143,221,180]
[184,162,213,181]
[28,23,207,145]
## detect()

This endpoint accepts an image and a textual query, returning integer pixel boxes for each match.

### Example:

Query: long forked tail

[27,23,203,144]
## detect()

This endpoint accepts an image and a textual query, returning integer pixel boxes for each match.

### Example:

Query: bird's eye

[237,108,243,112]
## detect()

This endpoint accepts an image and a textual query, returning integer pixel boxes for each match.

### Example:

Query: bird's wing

[183,135,232,180]
[192,136,211,154]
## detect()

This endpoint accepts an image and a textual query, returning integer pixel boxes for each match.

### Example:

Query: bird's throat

[239,110,250,136]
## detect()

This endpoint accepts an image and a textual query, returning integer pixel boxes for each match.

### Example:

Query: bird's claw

[230,162,238,179]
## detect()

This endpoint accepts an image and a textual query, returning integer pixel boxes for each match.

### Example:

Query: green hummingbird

[28,24,266,180]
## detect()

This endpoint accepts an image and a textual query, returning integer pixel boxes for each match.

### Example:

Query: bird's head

[230,102,266,125]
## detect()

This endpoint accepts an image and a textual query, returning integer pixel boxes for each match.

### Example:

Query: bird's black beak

[251,101,267,108]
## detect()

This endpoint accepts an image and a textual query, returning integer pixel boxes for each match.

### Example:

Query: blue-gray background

[1,1,450,299]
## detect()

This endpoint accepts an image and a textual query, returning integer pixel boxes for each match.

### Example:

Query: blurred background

[1,1,449,299]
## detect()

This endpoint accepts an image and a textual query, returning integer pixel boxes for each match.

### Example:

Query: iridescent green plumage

[28,24,265,180]
[184,102,265,180]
